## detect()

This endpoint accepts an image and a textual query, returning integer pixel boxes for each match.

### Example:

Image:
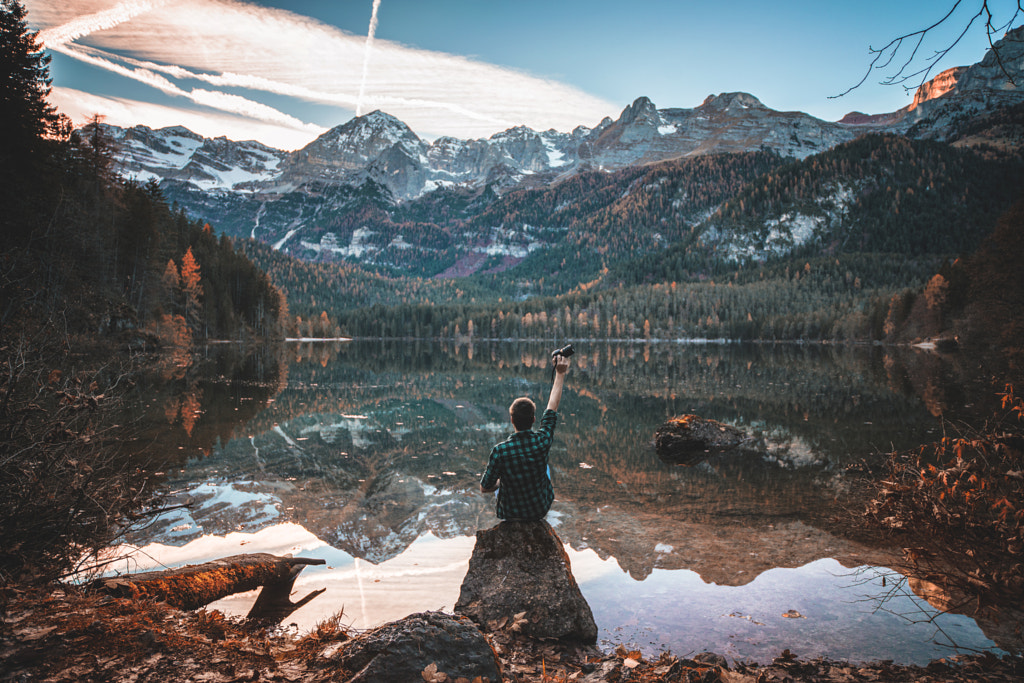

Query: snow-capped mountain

[96,25,1023,272]
[275,111,426,186]
[103,92,869,201]
[104,124,287,191]
[584,93,858,167]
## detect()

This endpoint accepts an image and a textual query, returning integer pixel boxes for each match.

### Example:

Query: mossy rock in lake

[654,414,747,465]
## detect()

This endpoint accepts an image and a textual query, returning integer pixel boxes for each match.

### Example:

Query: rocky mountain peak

[899,25,1024,139]
[156,125,204,140]
[490,125,538,142]
[618,96,659,125]
[837,110,905,126]
[699,92,765,112]
[317,110,421,150]
[910,66,967,110]
[957,24,1024,92]
[278,109,427,185]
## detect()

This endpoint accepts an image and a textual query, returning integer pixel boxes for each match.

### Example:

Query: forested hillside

[3,122,288,347]
[608,134,1024,286]
[0,11,287,349]
[464,151,785,296]
[234,128,1023,347]
[239,239,490,337]
[332,255,920,342]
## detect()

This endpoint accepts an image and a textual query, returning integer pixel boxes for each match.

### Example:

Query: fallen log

[246,563,327,624]
[92,553,326,612]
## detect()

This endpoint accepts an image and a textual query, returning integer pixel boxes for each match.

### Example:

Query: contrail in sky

[30,0,615,142]
[38,0,172,47]
[355,0,382,117]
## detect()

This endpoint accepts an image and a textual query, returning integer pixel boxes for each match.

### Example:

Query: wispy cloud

[36,0,174,47]
[49,42,325,135]
[28,0,616,148]
[74,43,510,127]
[50,87,319,149]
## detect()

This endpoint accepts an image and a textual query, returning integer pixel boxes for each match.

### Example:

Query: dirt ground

[2,585,1023,683]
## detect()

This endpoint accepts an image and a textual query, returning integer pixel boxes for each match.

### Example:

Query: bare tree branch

[833,0,1023,99]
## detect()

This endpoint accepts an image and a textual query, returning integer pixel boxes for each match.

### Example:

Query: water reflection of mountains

[255,340,947,460]
[140,340,959,585]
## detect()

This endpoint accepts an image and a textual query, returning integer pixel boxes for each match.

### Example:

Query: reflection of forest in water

[131,340,995,579]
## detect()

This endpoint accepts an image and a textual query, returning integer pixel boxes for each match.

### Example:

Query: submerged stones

[654,414,748,465]
[455,520,598,643]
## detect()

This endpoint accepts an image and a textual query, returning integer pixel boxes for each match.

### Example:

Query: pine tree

[180,247,204,335]
[0,0,65,159]
[0,0,69,242]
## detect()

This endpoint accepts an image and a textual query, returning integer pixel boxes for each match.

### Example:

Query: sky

[25,0,1024,151]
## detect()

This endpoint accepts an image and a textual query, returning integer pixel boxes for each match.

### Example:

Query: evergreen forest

[240,133,1024,348]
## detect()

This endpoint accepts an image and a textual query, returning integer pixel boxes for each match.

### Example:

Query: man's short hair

[509,397,535,431]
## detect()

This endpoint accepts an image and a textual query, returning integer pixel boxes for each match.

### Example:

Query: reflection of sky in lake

[114,523,1000,665]
[123,341,1009,664]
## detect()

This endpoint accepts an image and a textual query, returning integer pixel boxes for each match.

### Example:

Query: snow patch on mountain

[301,228,379,258]
[543,137,567,167]
[474,225,544,258]
[389,234,413,250]
[189,163,278,192]
[707,182,858,263]
[273,228,301,250]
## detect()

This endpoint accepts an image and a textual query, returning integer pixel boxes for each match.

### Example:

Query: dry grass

[864,383,1024,608]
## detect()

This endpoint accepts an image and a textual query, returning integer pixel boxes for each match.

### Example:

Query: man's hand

[553,354,570,375]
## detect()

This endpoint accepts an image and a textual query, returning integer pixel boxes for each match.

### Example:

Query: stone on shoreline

[455,520,598,643]
[334,611,501,683]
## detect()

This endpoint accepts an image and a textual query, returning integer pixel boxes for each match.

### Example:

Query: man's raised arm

[547,354,571,412]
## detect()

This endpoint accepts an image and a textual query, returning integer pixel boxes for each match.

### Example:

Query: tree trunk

[92,553,325,611]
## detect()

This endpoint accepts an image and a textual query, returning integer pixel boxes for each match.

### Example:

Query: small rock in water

[654,414,747,465]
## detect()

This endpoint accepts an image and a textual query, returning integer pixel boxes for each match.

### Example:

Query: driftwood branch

[247,561,327,624]
[92,553,326,612]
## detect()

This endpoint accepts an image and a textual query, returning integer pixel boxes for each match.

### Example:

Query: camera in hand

[551,343,575,359]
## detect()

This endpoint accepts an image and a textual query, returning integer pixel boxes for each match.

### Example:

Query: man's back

[480,352,571,520]
[482,408,557,520]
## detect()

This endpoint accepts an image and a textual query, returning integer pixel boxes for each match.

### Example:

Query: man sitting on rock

[480,354,571,520]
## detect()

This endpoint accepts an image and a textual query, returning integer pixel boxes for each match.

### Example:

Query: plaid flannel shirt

[481,408,558,520]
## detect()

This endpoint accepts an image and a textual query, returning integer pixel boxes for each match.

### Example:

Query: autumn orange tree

[179,246,204,335]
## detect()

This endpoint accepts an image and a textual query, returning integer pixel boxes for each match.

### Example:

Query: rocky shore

[2,584,1022,682]
[3,519,1023,682]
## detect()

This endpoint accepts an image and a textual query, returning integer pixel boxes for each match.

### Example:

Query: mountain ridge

[96,26,1024,278]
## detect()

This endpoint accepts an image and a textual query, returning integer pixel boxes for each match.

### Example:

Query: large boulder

[654,414,747,465]
[334,611,501,683]
[455,520,598,643]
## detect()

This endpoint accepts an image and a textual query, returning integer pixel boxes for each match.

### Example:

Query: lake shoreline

[2,583,1021,682]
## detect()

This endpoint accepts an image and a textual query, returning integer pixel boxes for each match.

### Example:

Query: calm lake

[117,339,1014,664]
